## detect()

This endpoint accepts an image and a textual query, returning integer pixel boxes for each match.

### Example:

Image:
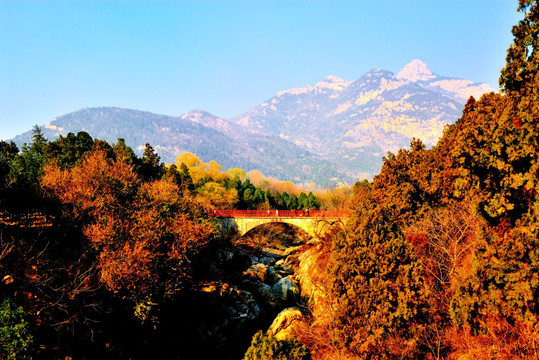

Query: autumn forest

[3,1,539,359]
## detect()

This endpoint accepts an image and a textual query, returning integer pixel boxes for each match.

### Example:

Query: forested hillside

[11,108,351,188]
[1,1,539,359]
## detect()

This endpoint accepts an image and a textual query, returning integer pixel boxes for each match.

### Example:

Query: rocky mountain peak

[181,109,230,129]
[396,59,436,82]
[181,109,216,120]
[315,75,351,91]
[364,68,394,78]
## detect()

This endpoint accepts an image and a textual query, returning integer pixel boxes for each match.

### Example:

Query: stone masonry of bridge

[208,210,350,238]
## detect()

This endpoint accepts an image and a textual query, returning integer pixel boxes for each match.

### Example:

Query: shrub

[243,330,311,360]
[0,298,34,360]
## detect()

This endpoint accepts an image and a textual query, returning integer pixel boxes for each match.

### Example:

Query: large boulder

[243,263,269,282]
[231,290,261,320]
[254,283,273,300]
[267,307,304,341]
[272,276,300,302]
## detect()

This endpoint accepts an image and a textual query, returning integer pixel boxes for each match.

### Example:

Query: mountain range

[12,59,494,187]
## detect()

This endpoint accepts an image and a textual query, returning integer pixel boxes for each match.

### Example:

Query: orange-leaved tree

[42,148,215,319]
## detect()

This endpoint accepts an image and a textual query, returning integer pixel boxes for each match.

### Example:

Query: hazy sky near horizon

[0,1,523,140]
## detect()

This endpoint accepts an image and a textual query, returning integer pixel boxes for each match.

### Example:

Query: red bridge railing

[206,210,350,218]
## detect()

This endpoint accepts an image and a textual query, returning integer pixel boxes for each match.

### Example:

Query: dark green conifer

[327,195,427,358]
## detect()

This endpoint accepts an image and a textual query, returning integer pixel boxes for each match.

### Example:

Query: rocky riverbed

[187,222,317,359]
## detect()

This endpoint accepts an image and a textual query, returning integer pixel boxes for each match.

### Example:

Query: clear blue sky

[0,0,523,140]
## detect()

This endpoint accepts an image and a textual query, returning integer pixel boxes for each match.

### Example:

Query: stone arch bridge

[208,210,350,238]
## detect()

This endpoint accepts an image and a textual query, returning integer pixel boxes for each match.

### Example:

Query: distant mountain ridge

[13,107,351,187]
[11,59,494,187]
[232,60,493,177]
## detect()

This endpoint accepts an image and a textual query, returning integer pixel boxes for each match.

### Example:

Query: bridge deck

[207,210,349,218]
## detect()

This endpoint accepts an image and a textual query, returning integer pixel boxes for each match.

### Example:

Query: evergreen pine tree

[451,0,539,330]
[140,143,164,180]
[327,195,427,358]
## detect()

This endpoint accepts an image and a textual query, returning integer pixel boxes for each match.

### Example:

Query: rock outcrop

[272,276,300,302]
[267,307,304,341]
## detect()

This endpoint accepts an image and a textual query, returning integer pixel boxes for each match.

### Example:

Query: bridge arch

[209,210,349,239]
